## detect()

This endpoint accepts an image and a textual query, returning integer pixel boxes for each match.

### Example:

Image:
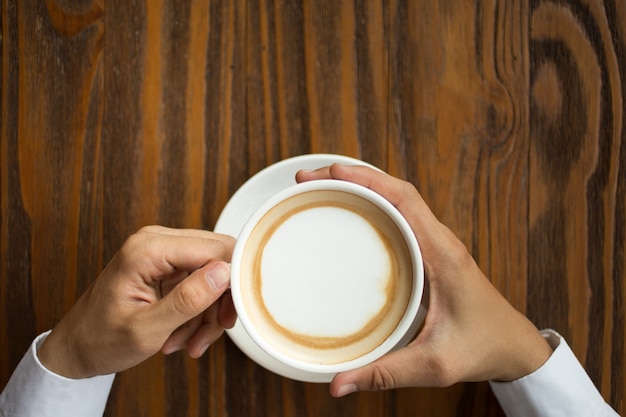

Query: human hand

[37,226,236,379]
[296,164,553,397]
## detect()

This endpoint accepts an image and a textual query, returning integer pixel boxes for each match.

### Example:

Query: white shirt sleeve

[0,331,115,417]
[490,329,620,417]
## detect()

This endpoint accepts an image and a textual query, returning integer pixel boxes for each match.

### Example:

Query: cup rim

[230,179,424,374]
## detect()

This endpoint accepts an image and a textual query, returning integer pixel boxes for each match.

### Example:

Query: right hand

[38,226,237,379]
[296,164,553,397]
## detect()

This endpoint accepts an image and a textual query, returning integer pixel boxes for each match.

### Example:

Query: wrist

[514,334,553,380]
[38,327,91,379]
[494,320,554,382]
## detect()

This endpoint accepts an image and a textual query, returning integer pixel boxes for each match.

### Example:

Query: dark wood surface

[1,1,624,415]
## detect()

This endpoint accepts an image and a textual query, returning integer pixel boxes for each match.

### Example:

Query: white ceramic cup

[230,179,425,380]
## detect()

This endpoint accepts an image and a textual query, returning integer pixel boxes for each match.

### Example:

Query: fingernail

[199,344,210,356]
[207,264,230,290]
[336,383,358,397]
[163,345,182,355]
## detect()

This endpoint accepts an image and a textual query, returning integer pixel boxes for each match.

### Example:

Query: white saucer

[214,153,374,382]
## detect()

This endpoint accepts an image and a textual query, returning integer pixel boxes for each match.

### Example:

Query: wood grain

[528,1,625,410]
[1,0,624,415]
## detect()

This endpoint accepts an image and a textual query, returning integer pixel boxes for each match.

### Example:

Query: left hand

[296,164,552,396]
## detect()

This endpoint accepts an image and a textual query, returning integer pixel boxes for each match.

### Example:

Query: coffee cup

[230,178,425,380]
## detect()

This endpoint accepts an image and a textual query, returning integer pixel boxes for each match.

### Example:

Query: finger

[161,315,203,355]
[186,303,224,358]
[137,225,236,241]
[158,270,190,300]
[161,293,233,356]
[122,232,235,280]
[326,164,432,218]
[185,291,238,357]
[299,164,444,249]
[136,226,236,269]
[218,290,237,329]
[147,261,231,336]
[296,164,385,192]
[162,234,235,271]
[298,164,434,224]
[295,166,332,183]
[329,344,447,397]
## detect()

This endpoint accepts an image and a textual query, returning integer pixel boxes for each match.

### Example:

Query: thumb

[329,343,442,397]
[151,261,231,333]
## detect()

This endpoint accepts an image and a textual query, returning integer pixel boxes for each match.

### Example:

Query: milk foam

[261,206,391,337]
[239,189,413,365]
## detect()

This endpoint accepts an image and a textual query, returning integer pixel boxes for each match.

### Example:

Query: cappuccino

[237,189,413,365]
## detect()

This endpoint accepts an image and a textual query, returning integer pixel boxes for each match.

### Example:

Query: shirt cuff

[489,329,618,417]
[0,331,115,417]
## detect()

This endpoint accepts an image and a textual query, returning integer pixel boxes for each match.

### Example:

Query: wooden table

[1,1,624,415]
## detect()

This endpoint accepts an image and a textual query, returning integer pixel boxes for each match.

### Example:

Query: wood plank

[528,0,625,410]
[388,1,528,415]
[1,0,104,384]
